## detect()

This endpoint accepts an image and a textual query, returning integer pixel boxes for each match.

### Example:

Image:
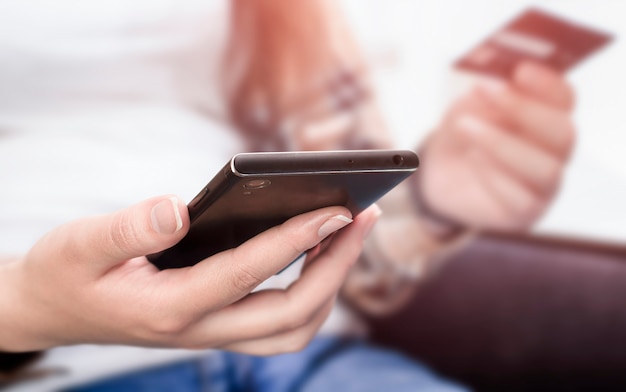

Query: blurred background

[341,0,626,243]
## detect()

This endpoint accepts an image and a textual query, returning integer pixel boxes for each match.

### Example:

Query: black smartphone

[148,149,419,270]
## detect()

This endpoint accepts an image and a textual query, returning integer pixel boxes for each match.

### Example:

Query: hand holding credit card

[416,8,596,231]
[455,7,612,79]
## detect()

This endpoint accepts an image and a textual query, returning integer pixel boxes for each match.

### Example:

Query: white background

[343,0,626,242]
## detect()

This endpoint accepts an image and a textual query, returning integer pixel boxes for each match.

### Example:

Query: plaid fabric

[245,65,386,152]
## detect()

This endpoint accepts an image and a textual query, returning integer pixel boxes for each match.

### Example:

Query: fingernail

[151,197,183,234]
[318,214,353,238]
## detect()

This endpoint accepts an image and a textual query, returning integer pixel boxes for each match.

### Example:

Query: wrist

[409,140,466,239]
[0,258,50,352]
[407,170,464,239]
[341,182,466,316]
[361,193,462,285]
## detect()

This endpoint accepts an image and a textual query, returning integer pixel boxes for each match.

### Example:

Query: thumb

[35,196,189,274]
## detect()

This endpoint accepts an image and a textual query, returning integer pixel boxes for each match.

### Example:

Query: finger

[285,204,380,300]
[468,151,546,229]
[217,300,334,355]
[456,115,564,196]
[35,196,189,274]
[165,206,354,316]
[175,205,380,346]
[513,62,576,111]
[475,83,576,158]
[301,232,337,273]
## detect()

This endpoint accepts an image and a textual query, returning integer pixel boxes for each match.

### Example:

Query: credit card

[454,7,613,79]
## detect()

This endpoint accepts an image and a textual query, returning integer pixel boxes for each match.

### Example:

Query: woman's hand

[418,62,576,230]
[0,196,379,355]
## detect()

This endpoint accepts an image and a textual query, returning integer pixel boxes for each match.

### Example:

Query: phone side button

[188,187,209,210]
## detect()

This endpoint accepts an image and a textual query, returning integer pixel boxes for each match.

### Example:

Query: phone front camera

[393,155,404,165]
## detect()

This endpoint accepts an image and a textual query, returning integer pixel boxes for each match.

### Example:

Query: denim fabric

[67,336,468,392]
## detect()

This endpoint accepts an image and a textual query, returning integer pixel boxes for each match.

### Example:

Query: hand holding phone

[4,193,384,356]
[148,149,419,270]
[415,9,595,231]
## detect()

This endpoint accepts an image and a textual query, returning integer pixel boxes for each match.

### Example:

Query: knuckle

[230,263,264,293]
[281,322,321,354]
[145,314,189,336]
[109,213,142,255]
[278,225,311,256]
[279,303,315,331]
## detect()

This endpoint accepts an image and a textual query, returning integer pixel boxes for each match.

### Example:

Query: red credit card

[454,7,613,79]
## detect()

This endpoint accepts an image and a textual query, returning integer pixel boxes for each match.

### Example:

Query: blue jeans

[67,336,468,392]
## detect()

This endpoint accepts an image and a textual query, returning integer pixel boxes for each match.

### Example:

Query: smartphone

[148,149,419,270]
